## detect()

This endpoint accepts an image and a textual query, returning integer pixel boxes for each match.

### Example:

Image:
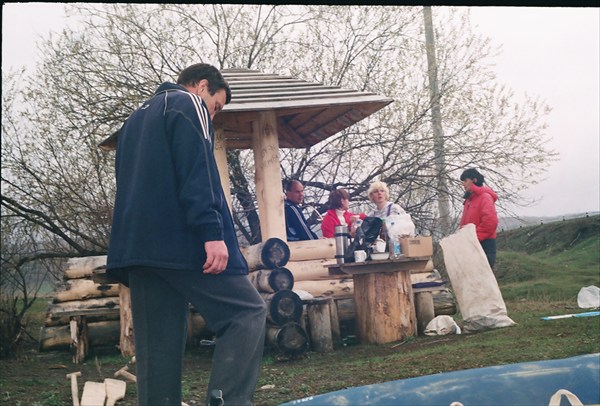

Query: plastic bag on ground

[424,315,461,336]
[577,285,600,309]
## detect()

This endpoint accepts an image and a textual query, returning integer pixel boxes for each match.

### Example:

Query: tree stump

[353,270,416,344]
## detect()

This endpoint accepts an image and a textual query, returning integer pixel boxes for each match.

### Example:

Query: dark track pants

[128,268,267,406]
[480,238,497,269]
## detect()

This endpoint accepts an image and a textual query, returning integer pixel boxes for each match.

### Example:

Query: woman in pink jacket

[459,168,499,268]
[321,189,366,238]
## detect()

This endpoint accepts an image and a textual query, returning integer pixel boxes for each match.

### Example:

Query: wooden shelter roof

[215,69,394,149]
[99,68,393,150]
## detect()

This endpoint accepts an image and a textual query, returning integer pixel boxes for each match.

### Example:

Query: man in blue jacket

[284,179,318,241]
[106,63,266,406]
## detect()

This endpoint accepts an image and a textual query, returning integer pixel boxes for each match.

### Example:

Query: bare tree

[0,213,65,357]
[2,4,555,259]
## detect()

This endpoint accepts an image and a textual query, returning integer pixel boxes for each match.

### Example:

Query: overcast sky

[2,4,599,218]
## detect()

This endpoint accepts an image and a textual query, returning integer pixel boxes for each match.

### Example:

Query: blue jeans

[128,268,266,405]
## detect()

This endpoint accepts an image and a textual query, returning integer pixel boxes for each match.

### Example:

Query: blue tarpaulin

[282,353,600,406]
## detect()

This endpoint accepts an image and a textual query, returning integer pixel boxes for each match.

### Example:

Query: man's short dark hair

[177,63,232,104]
[284,179,302,193]
[460,168,485,186]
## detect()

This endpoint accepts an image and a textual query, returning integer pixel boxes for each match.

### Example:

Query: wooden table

[326,256,430,344]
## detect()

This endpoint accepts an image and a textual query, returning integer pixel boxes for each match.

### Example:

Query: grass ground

[1,216,598,405]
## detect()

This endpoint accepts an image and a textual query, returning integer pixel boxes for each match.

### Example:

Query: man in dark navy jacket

[284,179,318,241]
[107,63,266,406]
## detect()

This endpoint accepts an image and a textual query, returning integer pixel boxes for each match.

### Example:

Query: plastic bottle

[387,220,402,258]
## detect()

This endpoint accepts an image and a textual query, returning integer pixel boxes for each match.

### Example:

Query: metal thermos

[334,225,349,264]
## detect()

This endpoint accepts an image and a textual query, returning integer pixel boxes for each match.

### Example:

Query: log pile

[245,238,309,355]
[39,238,455,361]
[39,256,120,363]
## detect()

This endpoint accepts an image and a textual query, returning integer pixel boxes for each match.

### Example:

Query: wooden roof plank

[221,98,391,113]
[100,68,393,151]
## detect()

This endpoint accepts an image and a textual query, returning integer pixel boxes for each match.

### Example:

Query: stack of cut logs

[39,238,455,360]
[39,256,121,359]
[246,238,309,355]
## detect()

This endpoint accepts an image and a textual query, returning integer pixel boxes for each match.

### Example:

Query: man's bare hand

[203,240,228,274]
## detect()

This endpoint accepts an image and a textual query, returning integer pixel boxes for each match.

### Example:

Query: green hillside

[495,215,600,301]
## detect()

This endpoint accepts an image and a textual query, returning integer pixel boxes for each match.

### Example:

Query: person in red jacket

[321,188,366,238]
[459,168,499,268]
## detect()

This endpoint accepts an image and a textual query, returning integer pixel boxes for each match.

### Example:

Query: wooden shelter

[100,68,393,242]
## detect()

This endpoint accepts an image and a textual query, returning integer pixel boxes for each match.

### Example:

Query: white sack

[440,224,515,332]
[577,285,600,309]
[424,315,461,336]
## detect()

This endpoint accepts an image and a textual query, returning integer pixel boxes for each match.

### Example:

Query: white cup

[354,250,367,263]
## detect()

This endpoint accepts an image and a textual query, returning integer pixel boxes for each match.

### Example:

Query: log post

[304,298,334,352]
[329,298,342,349]
[414,290,436,335]
[214,129,232,212]
[118,285,135,357]
[252,112,286,241]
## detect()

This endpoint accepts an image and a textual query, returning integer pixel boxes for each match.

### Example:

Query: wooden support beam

[252,111,286,240]
[305,297,335,352]
[214,129,232,211]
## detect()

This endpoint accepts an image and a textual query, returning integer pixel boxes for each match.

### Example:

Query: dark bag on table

[344,217,383,263]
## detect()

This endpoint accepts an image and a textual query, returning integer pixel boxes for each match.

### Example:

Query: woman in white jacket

[367,180,406,219]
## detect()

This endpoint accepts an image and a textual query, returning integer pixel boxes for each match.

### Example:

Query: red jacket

[459,185,499,241]
[321,209,366,238]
